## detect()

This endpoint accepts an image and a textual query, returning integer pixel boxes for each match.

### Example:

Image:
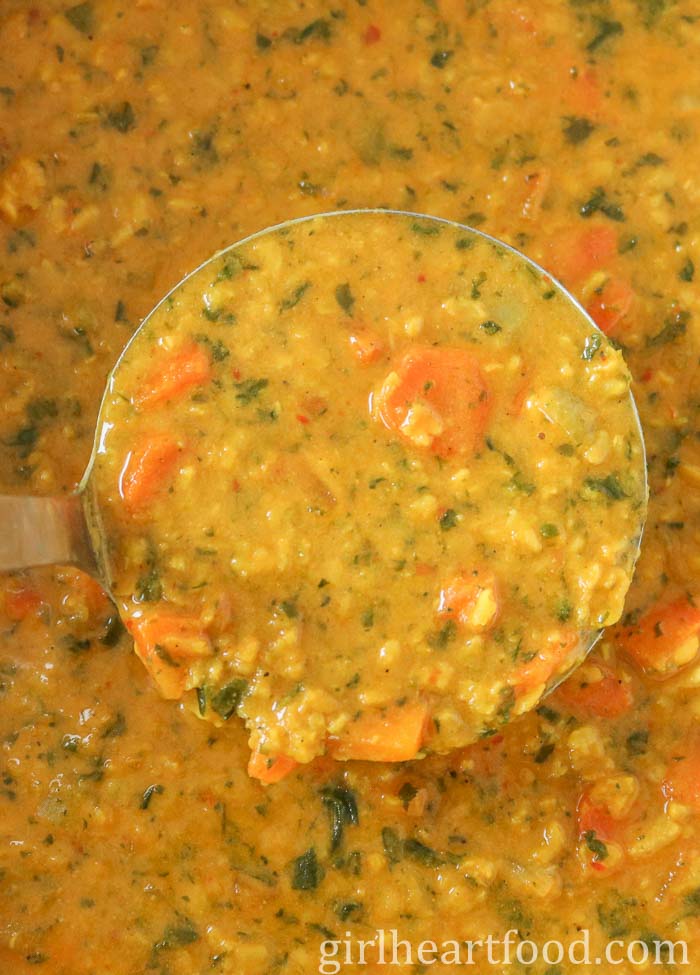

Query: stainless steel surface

[0,493,98,576]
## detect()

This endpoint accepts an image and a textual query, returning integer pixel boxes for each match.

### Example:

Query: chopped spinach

[479,320,502,335]
[210,679,248,720]
[563,116,595,144]
[587,18,624,52]
[321,785,359,851]
[140,783,163,810]
[234,377,269,403]
[335,282,355,316]
[581,332,602,360]
[279,281,311,311]
[103,101,136,133]
[585,474,628,500]
[430,49,454,69]
[65,1,94,34]
[290,848,324,889]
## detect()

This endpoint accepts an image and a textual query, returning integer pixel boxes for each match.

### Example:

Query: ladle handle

[0,494,97,575]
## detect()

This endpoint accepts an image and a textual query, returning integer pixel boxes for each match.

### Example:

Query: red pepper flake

[591,860,607,873]
[364,24,381,44]
[232,479,241,493]
[296,414,310,425]
[232,368,242,380]
[489,734,504,745]
[417,273,426,283]
[641,368,654,383]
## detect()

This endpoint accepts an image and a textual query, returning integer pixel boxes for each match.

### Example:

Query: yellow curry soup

[1,1,700,973]
[89,211,646,774]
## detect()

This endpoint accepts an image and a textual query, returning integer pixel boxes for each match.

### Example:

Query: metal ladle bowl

[0,209,648,720]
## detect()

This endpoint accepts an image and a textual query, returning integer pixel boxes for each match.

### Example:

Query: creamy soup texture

[89,211,646,773]
[1,2,700,974]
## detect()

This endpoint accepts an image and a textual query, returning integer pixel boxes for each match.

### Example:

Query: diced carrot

[545,224,618,289]
[437,571,499,632]
[248,749,299,784]
[615,597,700,678]
[327,701,431,762]
[663,742,700,810]
[512,629,579,695]
[4,582,43,621]
[553,658,633,718]
[119,434,182,511]
[568,67,602,115]
[586,277,635,335]
[348,327,385,364]
[136,342,212,410]
[126,613,211,700]
[372,346,491,458]
[521,169,551,220]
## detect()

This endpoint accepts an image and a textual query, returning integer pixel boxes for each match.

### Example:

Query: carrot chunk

[126,613,211,699]
[512,630,579,695]
[663,742,700,810]
[553,658,633,718]
[348,326,385,364]
[437,571,499,631]
[120,435,182,511]
[327,701,431,762]
[4,582,43,621]
[615,597,700,678]
[372,346,491,457]
[137,342,212,409]
[586,277,635,335]
[545,225,618,288]
[248,750,299,784]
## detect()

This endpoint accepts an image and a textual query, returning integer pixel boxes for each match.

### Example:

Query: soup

[1,2,699,973]
[89,211,645,775]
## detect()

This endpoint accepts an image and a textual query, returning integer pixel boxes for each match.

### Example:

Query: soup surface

[1,2,700,974]
[90,211,646,771]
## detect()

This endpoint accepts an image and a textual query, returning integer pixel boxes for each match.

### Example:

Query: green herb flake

[563,116,595,145]
[646,310,689,347]
[320,785,359,851]
[680,258,695,282]
[153,918,199,950]
[279,280,311,311]
[479,320,502,335]
[540,523,559,538]
[585,474,628,500]
[234,377,269,403]
[210,679,248,720]
[256,32,272,50]
[335,282,355,316]
[581,332,602,360]
[398,782,418,809]
[103,101,136,133]
[382,826,403,863]
[140,783,163,810]
[580,187,625,222]
[430,49,454,69]
[534,742,555,764]
[626,729,649,756]
[439,508,459,530]
[584,830,609,862]
[65,1,94,34]
[587,18,624,53]
[290,848,324,889]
